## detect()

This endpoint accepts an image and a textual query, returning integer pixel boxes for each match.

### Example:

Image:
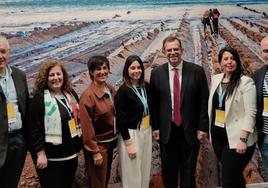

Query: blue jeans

[260,134,268,176]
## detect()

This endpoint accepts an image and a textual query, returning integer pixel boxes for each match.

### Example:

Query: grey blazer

[0,66,29,167]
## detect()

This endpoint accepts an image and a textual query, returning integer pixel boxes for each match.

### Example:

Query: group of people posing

[1,34,268,188]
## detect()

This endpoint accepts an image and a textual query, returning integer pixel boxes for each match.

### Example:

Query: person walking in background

[27,60,82,188]
[212,8,220,35]
[79,56,117,188]
[209,8,213,20]
[208,46,257,188]
[0,35,29,188]
[202,9,213,35]
[255,36,268,176]
[115,55,152,188]
[150,36,209,188]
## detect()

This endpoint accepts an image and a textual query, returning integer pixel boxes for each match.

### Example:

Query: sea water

[0,0,267,11]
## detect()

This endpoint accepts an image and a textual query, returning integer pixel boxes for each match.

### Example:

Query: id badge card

[7,103,16,123]
[141,115,150,129]
[68,118,78,138]
[215,109,225,128]
[263,97,268,117]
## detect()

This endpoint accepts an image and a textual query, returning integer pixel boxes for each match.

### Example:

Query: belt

[8,129,23,135]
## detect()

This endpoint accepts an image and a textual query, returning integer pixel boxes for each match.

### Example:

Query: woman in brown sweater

[79,56,117,188]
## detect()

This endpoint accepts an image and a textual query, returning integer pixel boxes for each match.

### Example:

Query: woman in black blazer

[115,55,152,188]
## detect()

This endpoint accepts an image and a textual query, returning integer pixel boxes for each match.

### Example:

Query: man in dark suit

[0,35,29,188]
[255,36,268,176]
[150,36,209,188]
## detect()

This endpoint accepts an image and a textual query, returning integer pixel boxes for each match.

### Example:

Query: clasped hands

[125,139,137,159]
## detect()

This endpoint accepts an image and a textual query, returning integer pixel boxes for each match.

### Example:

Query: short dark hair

[218,46,243,98]
[87,56,110,80]
[123,55,145,87]
[162,35,182,51]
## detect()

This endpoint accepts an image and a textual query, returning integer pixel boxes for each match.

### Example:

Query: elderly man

[255,36,268,176]
[0,35,29,188]
[150,36,209,188]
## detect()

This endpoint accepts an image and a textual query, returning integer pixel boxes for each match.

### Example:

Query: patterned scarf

[44,89,62,144]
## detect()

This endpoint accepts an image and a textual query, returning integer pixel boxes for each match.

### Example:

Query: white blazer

[208,73,257,149]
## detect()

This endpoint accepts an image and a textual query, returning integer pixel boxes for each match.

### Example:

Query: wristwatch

[240,137,248,143]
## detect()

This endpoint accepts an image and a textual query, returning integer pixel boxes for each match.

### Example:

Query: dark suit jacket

[0,66,29,167]
[254,64,267,147]
[150,61,209,145]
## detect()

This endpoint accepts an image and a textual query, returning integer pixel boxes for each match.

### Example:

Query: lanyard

[131,85,149,116]
[264,77,268,95]
[55,96,73,117]
[218,84,226,109]
[104,87,113,103]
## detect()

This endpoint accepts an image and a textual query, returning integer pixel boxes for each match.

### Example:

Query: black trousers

[212,19,219,34]
[212,127,255,188]
[160,124,200,188]
[203,18,213,34]
[36,157,78,188]
[0,131,27,188]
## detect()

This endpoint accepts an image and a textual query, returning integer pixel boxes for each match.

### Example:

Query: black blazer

[254,64,267,146]
[150,61,209,145]
[115,83,151,141]
[0,67,29,167]
[27,90,82,160]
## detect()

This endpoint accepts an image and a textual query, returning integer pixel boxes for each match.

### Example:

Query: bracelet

[240,137,248,143]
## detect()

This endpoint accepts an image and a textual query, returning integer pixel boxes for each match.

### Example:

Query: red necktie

[173,68,182,126]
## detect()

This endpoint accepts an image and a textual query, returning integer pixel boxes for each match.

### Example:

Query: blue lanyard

[105,87,113,103]
[131,85,149,116]
[218,84,226,109]
[55,96,72,117]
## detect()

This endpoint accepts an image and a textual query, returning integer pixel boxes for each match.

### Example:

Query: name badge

[263,97,268,117]
[215,109,225,128]
[7,103,16,123]
[141,115,150,129]
[68,118,78,138]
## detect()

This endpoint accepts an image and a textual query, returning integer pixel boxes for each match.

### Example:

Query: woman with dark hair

[79,55,117,188]
[208,46,257,187]
[27,60,82,188]
[115,55,152,188]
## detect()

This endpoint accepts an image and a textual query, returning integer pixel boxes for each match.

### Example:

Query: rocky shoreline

[5,3,267,187]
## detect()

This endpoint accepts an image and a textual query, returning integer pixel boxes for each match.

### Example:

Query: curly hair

[33,60,73,96]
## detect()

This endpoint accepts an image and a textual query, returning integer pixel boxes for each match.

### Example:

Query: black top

[27,91,82,160]
[115,83,151,141]
[211,87,228,143]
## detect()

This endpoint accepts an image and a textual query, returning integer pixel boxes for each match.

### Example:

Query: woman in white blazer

[208,46,257,188]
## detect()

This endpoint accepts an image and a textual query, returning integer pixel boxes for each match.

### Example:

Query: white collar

[168,60,183,71]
